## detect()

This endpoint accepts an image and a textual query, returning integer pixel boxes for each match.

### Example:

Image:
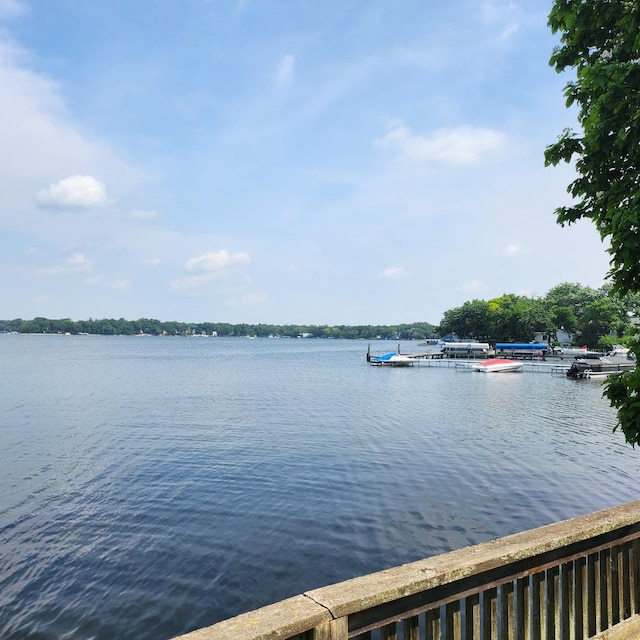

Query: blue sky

[0,0,611,325]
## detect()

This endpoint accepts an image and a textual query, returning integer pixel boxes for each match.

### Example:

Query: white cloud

[37,252,93,275]
[170,249,252,293]
[375,122,505,165]
[36,175,108,208]
[379,266,408,279]
[457,279,485,293]
[503,244,523,257]
[143,258,161,266]
[66,252,93,269]
[185,249,250,272]
[276,54,295,87]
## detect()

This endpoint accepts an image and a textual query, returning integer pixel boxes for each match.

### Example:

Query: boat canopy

[442,342,490,351]
[495,343,548,350]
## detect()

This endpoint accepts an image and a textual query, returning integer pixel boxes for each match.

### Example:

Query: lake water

[1,335,639,639]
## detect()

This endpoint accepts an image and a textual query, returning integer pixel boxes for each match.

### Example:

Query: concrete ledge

[590,615,640,640]
[173,594,331,640]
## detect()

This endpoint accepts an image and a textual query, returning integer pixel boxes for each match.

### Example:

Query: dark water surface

[1,335,639,639]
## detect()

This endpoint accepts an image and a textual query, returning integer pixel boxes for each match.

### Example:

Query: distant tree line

[0,317,436,341]
[437,282,640,350]
[3,282,637,348]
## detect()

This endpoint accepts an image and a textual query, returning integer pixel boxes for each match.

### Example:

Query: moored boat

[566,355,635,379]
[441,342,490,359]
[495,342,548,358]
[471,358,524,373]
[369,352,414,367]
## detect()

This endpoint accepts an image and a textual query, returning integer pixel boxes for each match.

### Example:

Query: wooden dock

[367,344,571,373]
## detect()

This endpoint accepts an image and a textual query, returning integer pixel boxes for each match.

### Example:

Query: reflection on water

[0,336,639,639]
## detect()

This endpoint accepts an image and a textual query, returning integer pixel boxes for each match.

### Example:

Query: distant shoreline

[0,317,436,341]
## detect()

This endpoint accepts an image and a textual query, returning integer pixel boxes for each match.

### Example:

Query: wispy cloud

[503,244,523,257]
[37,252,93,275]
[375,122,505,165]
[276,54,295,87]
[478,1,520,42]
[170,249,251,293]
[0,0,27,19]
[185,249,250,272]
[457,279,485,293]
[379,266,409,279]
[36,175,108,208]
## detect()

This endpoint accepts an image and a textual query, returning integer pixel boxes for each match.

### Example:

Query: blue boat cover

[371,352,397,361]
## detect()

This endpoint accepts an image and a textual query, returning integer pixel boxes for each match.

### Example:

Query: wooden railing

[172,501,640,640]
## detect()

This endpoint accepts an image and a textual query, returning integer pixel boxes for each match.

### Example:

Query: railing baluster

[621,541,631,620]
[633,539,640,616]
[381,622,397,640]
[426,606,441,640]
[611,545,621,626]
[515,576,527,640]
[444,600,461,640]
[545,567,558,640]
[498,583,513,640]
[530,572,542,640]
[599,548,610,632]
[481,588,496,640]
[587,553,597,637]
[559,562,571,640]
[574,555,586,640]
[403,615,419,640]
[465,593,479,640]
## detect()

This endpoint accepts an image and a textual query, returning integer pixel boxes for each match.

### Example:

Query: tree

[579,298,624,348]
[488,294,537,343]
[545,0,640,444]
[546,283,599,319]
[437,300,491,341]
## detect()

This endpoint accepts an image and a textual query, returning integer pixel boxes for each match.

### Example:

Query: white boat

[369,352,414,367]
[471,358,523,373]
[607,345,630,357]
[555,345,599,356]
[566,356,635,379]
[441,342,490,358]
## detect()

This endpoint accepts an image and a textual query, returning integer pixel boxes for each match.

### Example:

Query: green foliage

[435,282,637,347]
[0,318,437,341]
[546,0,640,296]
[580,297,626,346]
[438,300,491,341]
[546,0,640,445]
[597,335,625,352]
[604,368,640,447]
